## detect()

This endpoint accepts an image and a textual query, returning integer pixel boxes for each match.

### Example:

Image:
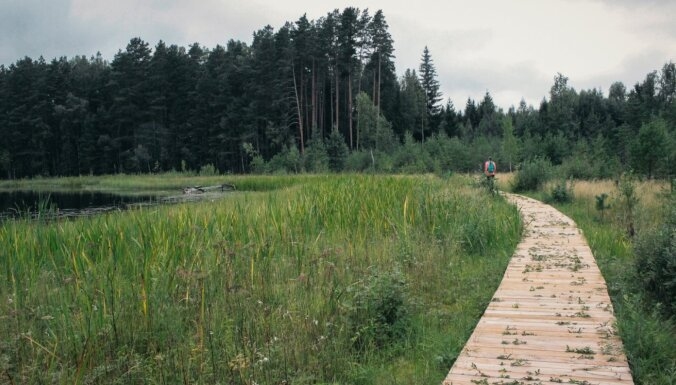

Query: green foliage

[595,193,610,221]
[616,173,639,236]
[478,175,498,196]
[547,179,574,203]
[326,130,349,172]
[631,118,670,179]
[344,149,394,173]
[393,133,436,174]
[348,268,412,352]
[511,157,553,192]
[302,137,329,173]
[198,163,219,176]
[0,174,522,384]
[501,117,519,172]
[355,92,398,153]
[419,46,442,117]
[633,198,676,317]
[267,145,302,174]
[616,295,676,385]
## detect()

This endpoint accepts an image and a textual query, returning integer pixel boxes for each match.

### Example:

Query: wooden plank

[442,193,635,385]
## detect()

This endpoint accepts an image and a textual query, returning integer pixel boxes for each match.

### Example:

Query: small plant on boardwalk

[566,345,595,355]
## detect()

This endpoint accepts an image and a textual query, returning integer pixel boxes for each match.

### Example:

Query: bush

[198,163,218,176]
[559,155,596,180]
[511,157,552,192]
[547,179,574,203]
[633,202,676,318]
[348,268,413,353]
[267,145,302,173]
[344,150,393,172]
[616,173,639,237]
[303,138,329,173]
[326,130,349,172]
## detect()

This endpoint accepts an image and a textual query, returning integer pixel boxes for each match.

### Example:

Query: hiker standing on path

[484,157,496,180]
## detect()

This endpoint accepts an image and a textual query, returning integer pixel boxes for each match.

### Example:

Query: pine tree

[398,69,424,141]
[418,46,442,138]
[363,10,398,136]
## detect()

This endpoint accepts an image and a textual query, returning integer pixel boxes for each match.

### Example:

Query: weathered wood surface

[443,193,635,385]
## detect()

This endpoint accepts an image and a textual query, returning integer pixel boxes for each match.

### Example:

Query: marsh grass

[0,173,313,195]
[0,174,521,384]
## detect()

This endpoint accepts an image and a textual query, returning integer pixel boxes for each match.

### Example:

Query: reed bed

[0,174,521,384]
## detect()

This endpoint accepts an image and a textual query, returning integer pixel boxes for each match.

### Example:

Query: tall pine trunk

[375,53,381,150]
[292,62,304,154]
[335,67,339,132]
[348,72,353,149]
[311,58,317,137]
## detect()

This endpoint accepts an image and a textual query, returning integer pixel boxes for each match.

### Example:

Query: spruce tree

[418,46,442,138]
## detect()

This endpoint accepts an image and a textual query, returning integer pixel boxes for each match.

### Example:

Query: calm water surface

[0,191,157,220]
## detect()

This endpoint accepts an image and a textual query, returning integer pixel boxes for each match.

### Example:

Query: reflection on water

[0,191,157,220]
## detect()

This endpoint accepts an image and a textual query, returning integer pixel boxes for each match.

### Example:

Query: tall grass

[0,174,521,384]
[0,173,314,194]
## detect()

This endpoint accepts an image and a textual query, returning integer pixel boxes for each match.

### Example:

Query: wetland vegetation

[0,173,521,384]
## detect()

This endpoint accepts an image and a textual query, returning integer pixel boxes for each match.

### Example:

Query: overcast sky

[1,0,675,110]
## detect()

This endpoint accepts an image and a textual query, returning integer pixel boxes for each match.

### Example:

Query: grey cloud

[577,49,675,93]
[439,61,552,109]
[0,0,117,65]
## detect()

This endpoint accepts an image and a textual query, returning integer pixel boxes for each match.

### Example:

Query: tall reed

[0,174,520,384]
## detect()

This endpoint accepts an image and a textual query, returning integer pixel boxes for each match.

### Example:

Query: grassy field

[507,174,676,385]
[0,174,521,384]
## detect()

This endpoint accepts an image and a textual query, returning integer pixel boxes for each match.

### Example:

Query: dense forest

[0,8,674,179]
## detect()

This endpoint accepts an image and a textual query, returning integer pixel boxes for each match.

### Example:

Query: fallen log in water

[182,183,236,195]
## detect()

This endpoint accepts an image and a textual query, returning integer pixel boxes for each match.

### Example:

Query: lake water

[0,190,157,220]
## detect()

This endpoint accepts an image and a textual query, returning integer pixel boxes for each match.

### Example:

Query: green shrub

[344,150,393,172]
[348,268,412,353]
[595,193,610,221]
[547,179,574,203]
[616,173,639,237]
[511,157,552,192]
[560,155,595,180]
[198,163,218,176]
[633,204,676,318]
[326,130,349,172]
[616,294,676,384]
[303,138,329,173]
[267,145,302,173]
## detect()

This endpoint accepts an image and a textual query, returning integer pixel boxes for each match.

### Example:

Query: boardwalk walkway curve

[443,193,635,385]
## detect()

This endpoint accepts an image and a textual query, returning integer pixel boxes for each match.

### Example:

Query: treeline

[0,7,674,179]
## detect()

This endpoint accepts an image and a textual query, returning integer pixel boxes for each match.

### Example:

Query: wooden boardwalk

[443,194,635,385]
